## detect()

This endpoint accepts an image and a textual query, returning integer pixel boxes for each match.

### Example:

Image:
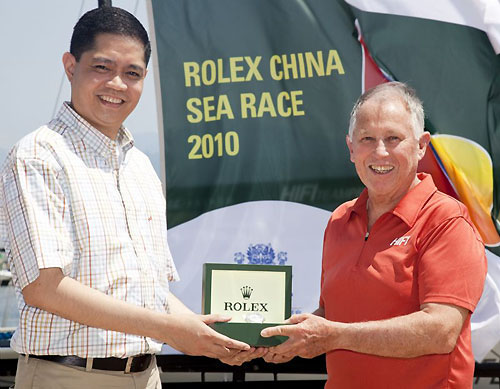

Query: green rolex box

[202,263,292,347]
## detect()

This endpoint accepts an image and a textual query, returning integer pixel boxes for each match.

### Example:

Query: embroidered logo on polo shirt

[390,236,411,246]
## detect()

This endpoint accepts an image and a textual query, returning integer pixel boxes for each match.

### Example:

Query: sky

[0,0,161,173]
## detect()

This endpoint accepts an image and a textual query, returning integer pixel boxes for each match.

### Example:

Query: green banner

[151,0,364,228]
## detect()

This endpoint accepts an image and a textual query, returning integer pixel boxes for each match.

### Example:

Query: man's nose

[374,139,389,156]
[107,74,127,90]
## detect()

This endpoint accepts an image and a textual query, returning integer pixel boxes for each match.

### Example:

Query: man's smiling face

[346,93,429,203]
[63,33,147,139]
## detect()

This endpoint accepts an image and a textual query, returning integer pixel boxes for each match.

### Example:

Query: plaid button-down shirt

[0,102,179,357]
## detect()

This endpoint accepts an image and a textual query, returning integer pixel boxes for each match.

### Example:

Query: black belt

[26,354,153,373]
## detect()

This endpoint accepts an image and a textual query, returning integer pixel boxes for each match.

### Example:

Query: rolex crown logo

[240,286,253,300]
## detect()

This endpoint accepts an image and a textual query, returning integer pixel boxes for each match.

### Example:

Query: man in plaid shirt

[0,6,263,388]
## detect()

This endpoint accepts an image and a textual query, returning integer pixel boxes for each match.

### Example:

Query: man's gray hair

[348,82,425,140]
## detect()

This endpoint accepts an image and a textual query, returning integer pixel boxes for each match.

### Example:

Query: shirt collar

[392,173,437,227]
[348,173,437,227]
[350,187,369,219]
[56,102,135,158]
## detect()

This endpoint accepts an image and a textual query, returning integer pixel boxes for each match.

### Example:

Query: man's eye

[387,136,400,142]
[361,137,374,142]
[127,71,141,78]
[94,65,108,71]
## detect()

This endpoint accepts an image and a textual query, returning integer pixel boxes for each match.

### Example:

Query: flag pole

[98,0,112,7]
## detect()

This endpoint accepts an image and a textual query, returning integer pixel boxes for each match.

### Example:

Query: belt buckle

[125,356,133,374]
[86,357,93,372]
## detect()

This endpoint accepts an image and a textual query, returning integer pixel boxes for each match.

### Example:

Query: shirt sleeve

[319,218,332,309]
[1,157,74,289]
[417,216,487,312]
[163,230,180,283]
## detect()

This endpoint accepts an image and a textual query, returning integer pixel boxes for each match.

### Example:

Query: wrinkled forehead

[86,33,147,67]
[359,91,410,114]
[357,93,411,121]
[353,95,414,135]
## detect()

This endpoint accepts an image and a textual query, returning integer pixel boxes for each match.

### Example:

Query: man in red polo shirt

[261,82,487,388]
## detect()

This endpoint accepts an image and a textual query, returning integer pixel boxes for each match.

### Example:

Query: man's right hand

[160,313,250,359]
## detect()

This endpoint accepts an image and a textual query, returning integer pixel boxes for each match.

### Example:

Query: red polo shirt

[320,173,486,388]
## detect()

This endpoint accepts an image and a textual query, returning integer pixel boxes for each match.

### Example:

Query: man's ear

[346,135,355,163]
[417,131,431,161]
[62,52,76,82]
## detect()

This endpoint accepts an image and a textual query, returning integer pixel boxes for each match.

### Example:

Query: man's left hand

[260,313,335,359]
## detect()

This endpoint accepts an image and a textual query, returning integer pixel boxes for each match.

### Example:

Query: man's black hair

[70,6,151,65]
